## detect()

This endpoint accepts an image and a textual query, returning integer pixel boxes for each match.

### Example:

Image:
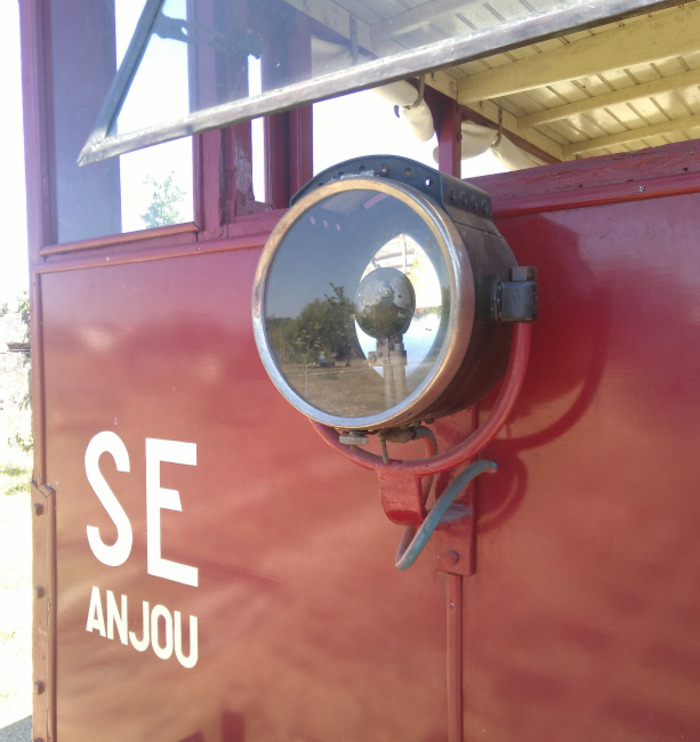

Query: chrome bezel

[252,177,475,431]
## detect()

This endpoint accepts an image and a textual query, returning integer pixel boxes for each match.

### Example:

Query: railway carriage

[20,1,700,740]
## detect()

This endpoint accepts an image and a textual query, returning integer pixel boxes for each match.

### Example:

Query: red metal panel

[32,74,700,738]
[41,248,449,741]
[459,149,700,740]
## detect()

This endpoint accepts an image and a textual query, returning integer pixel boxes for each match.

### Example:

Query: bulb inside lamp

[354,267,416,340]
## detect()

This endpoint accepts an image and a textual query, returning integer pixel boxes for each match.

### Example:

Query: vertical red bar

[447,573,464,742]
[436,96,462,178]
[263,7,313,207]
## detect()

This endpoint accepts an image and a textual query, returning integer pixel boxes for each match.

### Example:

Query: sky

[0,1,506,309]
[0,1,28,307]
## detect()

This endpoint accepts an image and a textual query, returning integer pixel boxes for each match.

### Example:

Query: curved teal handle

[395,460,498,571]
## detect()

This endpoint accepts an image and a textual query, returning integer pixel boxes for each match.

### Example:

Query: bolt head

[509,266,537,282]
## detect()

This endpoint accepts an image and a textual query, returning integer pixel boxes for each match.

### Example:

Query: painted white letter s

[85,431,133,567]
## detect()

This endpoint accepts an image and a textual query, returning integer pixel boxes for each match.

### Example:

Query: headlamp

[252,156,534,432]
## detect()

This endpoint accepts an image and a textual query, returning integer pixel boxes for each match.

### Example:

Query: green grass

[0,454,33,727]
[0,464,30,496]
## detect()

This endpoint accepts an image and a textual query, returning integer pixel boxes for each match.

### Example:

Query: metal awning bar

[80,0,164,164]
[78,0,678,165]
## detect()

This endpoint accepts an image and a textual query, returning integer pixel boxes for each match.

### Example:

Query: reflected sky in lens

[263,189,450,418]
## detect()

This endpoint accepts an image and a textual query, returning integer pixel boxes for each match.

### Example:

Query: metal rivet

[443,550,460,566]
[380,163,389,175]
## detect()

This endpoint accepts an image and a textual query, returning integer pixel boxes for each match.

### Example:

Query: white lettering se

[85,431,133,567]
[145,438,198,587]
[84,432,198,587]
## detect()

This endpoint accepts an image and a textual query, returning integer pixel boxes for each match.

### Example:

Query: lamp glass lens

[263,189,451,420]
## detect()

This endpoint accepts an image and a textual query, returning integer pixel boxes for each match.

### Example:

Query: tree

[292,283,359,364]
[140,172,186,228]
[0,293,32,453]
[267,284,361,366]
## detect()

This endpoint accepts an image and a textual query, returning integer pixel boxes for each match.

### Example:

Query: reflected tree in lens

[267,283,360,367]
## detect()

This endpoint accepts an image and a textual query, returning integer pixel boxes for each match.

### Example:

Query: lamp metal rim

[252,176,476,431]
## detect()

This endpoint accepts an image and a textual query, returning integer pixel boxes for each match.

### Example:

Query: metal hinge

[494,266,538,322]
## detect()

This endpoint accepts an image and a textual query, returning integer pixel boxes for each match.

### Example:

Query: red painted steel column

[436,97,462,177]
[263,7,313,207]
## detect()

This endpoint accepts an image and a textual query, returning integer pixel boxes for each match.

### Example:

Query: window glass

[50,0,193,244]
[313,90,438,175]
[81,0,660,162]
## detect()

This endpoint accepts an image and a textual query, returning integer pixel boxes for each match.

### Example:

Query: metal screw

[443,550,460,567]
[637,185,645,192]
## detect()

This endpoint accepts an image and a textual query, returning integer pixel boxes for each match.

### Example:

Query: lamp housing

[252,155,528,433]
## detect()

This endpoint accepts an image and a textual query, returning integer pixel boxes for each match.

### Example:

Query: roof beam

[519,67,700,129]
[282,0,374,51]
[371,0,480,41]
[562,113,700,157]
[458,2,700,103]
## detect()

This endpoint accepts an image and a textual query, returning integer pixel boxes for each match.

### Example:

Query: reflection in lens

[356,236,443,379]
[354,267,416,339]
[353,237,443,409]
[263,189,450,420]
